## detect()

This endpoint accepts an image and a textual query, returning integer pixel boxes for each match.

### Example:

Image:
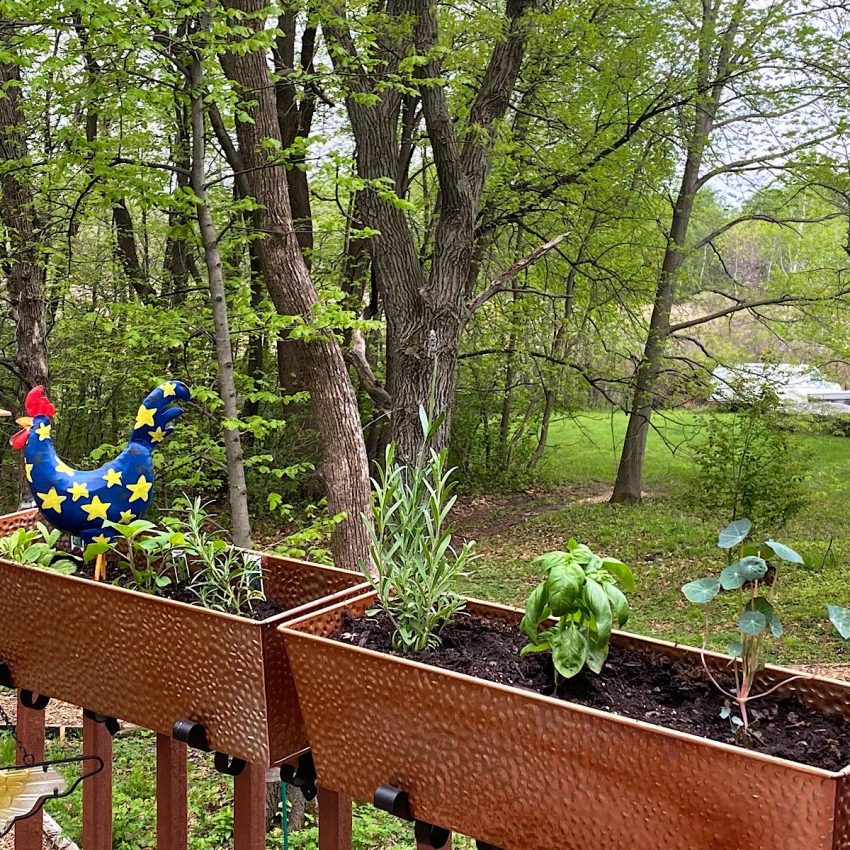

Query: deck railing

[11,691,362,850]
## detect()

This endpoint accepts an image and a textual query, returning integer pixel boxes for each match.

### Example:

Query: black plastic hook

[213,752,246,776]
[20,690,49,711]
[415,820,451,849]
[476,842,505,850]
[0,662,13,689]
[82,709,120,736]
[172,719,209,751]
[280,751,317,799]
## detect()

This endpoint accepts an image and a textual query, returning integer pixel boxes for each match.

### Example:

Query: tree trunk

[219,0,371,570]
[0,45,49,395]
[610,0,739,503]
[188,46,253,548]
[610,152,704,503]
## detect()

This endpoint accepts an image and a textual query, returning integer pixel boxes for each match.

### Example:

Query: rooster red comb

[25,386,55,419]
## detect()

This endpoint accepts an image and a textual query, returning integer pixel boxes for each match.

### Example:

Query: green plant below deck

[0,523,77,574]
[520,539,634,679]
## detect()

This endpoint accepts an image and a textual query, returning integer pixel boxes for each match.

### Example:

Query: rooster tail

[130,381,191,443]
[0,765,66,835]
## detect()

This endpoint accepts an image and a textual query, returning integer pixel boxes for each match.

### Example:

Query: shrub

[691,395,810,533]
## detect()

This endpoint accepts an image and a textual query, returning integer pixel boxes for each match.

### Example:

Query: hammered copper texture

[0,510,366,765]
[283,592,850,850]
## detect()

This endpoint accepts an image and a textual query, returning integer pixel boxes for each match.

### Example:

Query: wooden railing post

[156,734,188,850]
[15,692,45,850]
[233,762,266,850]
[318,787,352,850]
[82,712,113,850]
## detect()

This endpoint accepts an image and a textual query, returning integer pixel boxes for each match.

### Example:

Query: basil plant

[520,540,635,679]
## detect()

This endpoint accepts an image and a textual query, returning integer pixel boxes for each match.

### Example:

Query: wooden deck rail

[10,692,444,850]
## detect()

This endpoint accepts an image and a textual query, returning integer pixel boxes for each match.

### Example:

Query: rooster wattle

[9,382,190,580]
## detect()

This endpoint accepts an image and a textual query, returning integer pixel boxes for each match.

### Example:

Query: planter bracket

[83,709,119,736]
[374,785,412,820]
[172,719,210,751]
[213,751,246,776]
[280,751,317,800]
[415,820,451,849]
[20,690,49,711]
[374,785,449,848]
[0,662,11,689]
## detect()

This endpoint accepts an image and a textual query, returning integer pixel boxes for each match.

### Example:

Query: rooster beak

[15,417,32,428]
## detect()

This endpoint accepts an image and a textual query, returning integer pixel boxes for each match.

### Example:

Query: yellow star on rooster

[35,422,51,441]
[38,487,65,513]
[68,481,89,502]
[126,475,152,503]
[81,495,110,522]
[161,382,177,397]
[55,460,73,475]
[119,510,136,524]
[149,427,166,443]
[102,468,122,487]
[134,405,156,429]
[24,464,33,483]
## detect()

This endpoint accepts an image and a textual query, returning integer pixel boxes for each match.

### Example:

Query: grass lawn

[458,409,850,665]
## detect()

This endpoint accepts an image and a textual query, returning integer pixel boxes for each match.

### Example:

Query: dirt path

[453,483,612,542]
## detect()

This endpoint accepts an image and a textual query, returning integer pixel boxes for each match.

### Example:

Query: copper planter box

[283,591,850,850]
[0,509,368,765]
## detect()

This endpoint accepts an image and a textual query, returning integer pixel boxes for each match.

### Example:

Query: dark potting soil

[72,556,285,621]
[336,611,850,772]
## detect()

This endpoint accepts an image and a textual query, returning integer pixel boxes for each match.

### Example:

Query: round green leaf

[828,605,850,640]
[720,556,767,590]
[765,539,804,564]
[682,577,721,604]
[738,610,767,636]
[718,519,752,549]
[747,596,783,638]
[727,639,744,658]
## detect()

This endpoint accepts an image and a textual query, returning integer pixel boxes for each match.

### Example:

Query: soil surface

[70,557,285,621]
[336,611,850,772]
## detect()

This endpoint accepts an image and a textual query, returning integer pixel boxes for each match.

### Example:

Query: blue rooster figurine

[9,382,190,580]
